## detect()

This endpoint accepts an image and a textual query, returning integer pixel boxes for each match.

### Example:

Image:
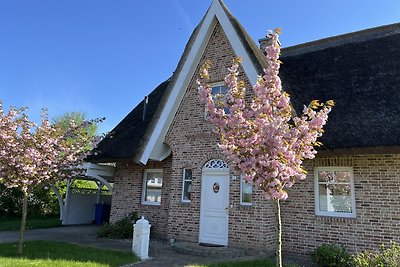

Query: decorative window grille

[204,159,228,169]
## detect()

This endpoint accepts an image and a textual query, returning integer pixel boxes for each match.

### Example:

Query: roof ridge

[273,22,400,57]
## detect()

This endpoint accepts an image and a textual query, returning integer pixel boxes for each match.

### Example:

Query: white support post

[132,216,151,260]
[62,178,74,225]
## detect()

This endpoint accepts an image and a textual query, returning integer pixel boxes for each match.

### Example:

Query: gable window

[142,169,163,205]
[181,168,192,202]
[240,178,252,206]
[314,167,356,218]
[205,84,230,118]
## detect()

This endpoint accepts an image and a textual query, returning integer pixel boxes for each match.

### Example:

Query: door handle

[225,204,233,211]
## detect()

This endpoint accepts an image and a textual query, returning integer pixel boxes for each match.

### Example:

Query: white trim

[142,169,163,206]
[84,163,115,179]
[87,174,113,192]
[240,178,253,206]
[139,0,260,164]
[181,168,192,203]
[314,166,356,218]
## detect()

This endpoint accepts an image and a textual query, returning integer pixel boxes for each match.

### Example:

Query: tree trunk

[275,199,282,267]
[18,189,29,255]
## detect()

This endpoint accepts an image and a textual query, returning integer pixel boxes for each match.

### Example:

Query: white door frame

[199,159,230,246]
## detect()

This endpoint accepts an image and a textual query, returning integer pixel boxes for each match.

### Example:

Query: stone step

[172,241,248,258]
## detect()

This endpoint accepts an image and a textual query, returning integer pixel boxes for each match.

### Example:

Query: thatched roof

[279,23,400,152]
[88,79,170,162]
[89,3,400,162]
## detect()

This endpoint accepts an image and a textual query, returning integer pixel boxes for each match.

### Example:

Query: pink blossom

[198,29,333,201]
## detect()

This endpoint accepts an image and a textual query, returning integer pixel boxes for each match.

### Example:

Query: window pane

[241,180,252,204]
[334,171,351,182]
[319,184,352,213]
[145,171,162,203]
[184,169,192,180]
[211,86,220,95]
[211,85,230,114]
[182,180,192,201]
[220,85,229,94]
[318,171,334,183]
[319,170,351,183]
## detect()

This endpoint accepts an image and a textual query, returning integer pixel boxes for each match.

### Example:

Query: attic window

[314,167,356,218]
[205,83,230,119]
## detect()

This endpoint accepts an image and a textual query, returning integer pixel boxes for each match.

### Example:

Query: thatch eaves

[279,23,400,153]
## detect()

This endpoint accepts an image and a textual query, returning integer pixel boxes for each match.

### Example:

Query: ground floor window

[142,169,163,205]
[182,168,192,202]
[240,178,252,206]
[314,167,356,218]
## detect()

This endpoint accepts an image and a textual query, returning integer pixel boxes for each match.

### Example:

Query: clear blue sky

[1,0,399,134]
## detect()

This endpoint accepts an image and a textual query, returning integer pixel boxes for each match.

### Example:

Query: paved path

[0,225,264,267]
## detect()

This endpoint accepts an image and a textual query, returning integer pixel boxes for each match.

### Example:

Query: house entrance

[199,159,229,246]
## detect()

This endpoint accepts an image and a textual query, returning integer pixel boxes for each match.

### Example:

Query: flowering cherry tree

[0,103,101,254]
[198,29,334,266]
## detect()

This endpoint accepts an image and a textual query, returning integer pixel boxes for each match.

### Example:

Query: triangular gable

[139,0,265,164]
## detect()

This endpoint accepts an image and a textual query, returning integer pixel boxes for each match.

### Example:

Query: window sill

[141,202,161,206]
[180,201,191,207]
[315,215,356,224]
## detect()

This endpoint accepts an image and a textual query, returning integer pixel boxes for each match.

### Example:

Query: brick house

[88,0,400,259]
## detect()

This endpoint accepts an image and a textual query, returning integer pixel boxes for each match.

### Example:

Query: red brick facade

[109,21,400,259]
[283,155,400,259]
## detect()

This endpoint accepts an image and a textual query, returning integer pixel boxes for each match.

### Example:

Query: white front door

[199,170,229,246]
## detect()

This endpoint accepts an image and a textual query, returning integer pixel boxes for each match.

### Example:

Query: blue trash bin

[95,203,104,225]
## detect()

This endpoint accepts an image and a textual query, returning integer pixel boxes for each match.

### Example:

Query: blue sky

[1,0,399,134]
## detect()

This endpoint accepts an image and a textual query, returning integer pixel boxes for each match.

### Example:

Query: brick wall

[282,154,400,260]
[164,22,275,253]
[110,156,172,237]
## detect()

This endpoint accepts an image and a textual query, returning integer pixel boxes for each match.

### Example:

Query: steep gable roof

[138,0,271,164]
[89,0,266,163]
[280,23,400,153]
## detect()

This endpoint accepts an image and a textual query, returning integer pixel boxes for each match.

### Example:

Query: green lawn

[0,216,61,231]
[0,240,138,267]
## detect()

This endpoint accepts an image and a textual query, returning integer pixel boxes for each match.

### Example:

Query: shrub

[311,244,352,267]
[353,241,400,267]
[97,212,139,239]
[0,184,59,218]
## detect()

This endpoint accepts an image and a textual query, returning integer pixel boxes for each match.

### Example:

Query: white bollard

[132,216,151,260]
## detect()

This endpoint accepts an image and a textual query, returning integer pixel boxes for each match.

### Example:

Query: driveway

[0,225,261,267]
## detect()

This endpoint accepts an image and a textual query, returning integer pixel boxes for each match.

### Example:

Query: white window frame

[240,177,252,206]
[142,169,163,206]
[181,168,193,203]
[205,82,230,119]
[314,166,356,218]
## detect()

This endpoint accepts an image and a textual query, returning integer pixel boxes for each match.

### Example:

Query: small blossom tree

[0,102,101,254]
[198,29,334,267]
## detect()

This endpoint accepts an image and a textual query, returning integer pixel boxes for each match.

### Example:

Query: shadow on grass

[0,240,138,267]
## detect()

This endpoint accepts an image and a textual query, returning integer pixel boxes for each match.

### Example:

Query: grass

[0,216,61,231]
[0,240,138,267]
